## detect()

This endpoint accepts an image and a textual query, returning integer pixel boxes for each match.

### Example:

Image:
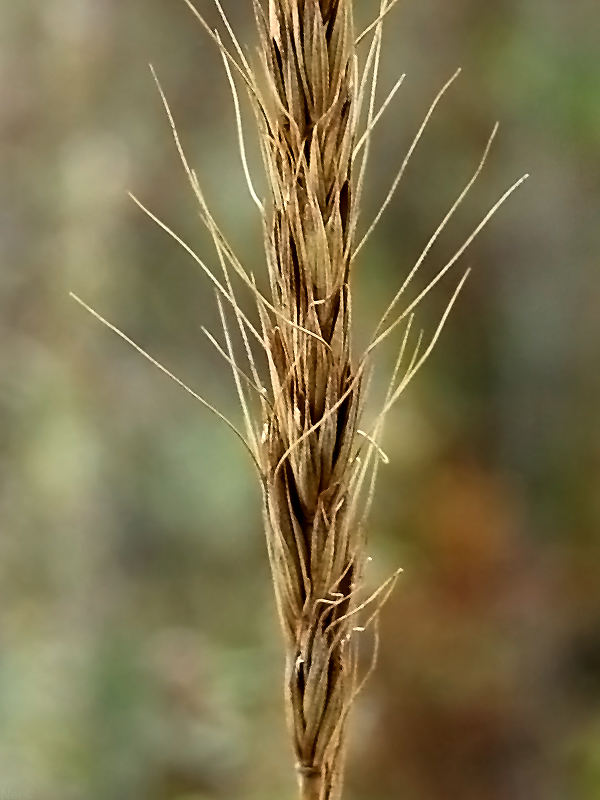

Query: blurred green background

[2,1,600,799]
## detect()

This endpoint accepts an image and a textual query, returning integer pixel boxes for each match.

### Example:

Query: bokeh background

[2,1,600,799]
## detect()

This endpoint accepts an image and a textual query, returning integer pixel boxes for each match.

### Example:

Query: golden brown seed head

[255,1,363,797]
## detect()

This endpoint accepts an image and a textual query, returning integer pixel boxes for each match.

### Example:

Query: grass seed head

[256,1,364,797]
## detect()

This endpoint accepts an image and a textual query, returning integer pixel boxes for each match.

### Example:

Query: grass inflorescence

[71,2,527,798]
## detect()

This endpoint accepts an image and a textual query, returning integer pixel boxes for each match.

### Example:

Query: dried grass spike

[72,4,527,799]
[256,1,363,798]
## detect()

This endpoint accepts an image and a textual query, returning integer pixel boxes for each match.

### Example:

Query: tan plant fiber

[71,1,528,798]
